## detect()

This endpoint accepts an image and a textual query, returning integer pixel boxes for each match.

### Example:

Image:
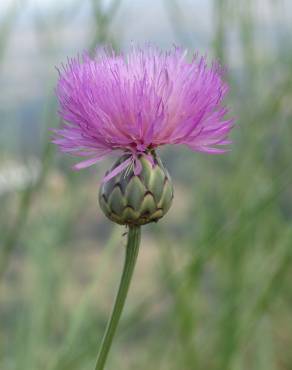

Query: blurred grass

[1,1,292,370]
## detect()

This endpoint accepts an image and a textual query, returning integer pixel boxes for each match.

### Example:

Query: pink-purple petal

[52,45,234,170]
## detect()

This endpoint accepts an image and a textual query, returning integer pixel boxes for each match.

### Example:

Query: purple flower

[53,45,234,179]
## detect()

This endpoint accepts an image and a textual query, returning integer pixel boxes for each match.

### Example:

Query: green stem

[95,225,141,370]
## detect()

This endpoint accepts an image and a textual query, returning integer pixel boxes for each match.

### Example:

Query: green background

[0,1,292,369]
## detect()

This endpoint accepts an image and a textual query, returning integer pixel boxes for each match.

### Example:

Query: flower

[53,45,234,181]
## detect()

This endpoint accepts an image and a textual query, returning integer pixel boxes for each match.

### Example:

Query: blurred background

[1,0,292,369]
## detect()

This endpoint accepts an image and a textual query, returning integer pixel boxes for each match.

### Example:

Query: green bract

[99,153,174,225]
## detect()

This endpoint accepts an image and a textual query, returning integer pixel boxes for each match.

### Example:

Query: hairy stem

[95,225,141,370]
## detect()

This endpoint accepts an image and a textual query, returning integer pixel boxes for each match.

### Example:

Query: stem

[95,225,141,370]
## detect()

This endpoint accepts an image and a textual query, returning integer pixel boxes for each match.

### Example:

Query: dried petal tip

[99,152,173,225]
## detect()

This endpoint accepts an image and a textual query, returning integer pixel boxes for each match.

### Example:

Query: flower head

[53,45,234,180]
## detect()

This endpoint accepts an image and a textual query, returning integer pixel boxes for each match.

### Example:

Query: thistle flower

[53,45,233,225]
[52,45,234,370]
